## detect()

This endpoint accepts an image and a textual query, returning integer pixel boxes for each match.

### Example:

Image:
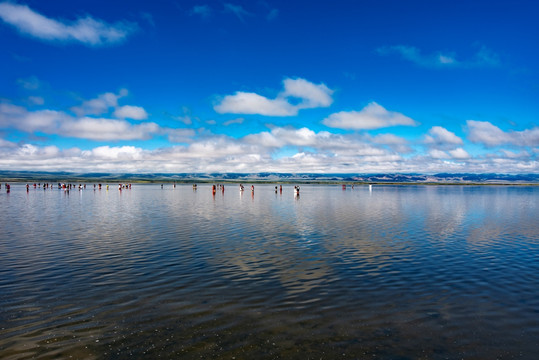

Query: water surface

[1,184,538,359]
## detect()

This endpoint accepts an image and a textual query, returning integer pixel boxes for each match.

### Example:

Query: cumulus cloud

[113,105,148,120]
[448,148,470,159]
[71,89,128,116]
[425,126,463,146]
[215,92,295,116]
[371,133,412,153]
[167,128,196,143]
[499,149,530,159]
[0,103,65,132]
[282,78,333,109]
[0,138,17,148]
[323,102,418,130]
[371,133,408,145]
[82,145,144,160]
[467,120,539,147]
[0,128,537,173]
[0,2,137,46]
[245,127,325,148]
[214,78,333,116]
[59,117,159,141]
[429,149,450,159]
[0,101,159,141]
[243,127,391,160]
[377,45,500,68]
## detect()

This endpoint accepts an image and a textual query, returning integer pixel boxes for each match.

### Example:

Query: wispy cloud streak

[0,2,136,46]
[376,45,500,68]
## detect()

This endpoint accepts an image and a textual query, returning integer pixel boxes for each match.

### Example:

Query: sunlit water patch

[1,184,538,359]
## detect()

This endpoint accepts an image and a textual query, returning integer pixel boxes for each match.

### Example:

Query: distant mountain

[0,171,538,184]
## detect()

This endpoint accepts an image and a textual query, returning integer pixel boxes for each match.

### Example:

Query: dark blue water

[1,184,538,359]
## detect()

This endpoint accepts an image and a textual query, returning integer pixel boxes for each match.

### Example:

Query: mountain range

[1,171,538,184]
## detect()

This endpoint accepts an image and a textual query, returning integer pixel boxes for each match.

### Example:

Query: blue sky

[0,0,537,173]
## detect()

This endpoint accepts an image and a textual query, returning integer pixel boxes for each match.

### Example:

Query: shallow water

[1,184,538,359]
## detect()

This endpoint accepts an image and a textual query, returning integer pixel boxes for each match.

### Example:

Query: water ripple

[1,184,538,358]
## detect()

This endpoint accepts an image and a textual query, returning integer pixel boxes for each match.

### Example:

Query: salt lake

[1,184,538,359]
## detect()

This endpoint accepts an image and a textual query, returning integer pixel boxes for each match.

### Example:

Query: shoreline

[1,179,538,186]
[1,171,538,186]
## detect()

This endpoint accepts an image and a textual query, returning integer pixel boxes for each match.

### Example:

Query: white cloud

[82,146,144,160]
[282,78,333,109]
[224,3,251,22]
[0,138,17,148]
[0,131,536,174]
[429,149,450,159]
[223,117,244,126]
[467,120,510,146]
[17,76,40,90]
[59,117,160,141]
[113,105,148,120]
[377,45,458,67]
[323,102,418,130]
[173,106,197,125]
[467,120,539,147]
[0,102,160,141]
[425,126,463,146]
[17,143,59,157]
[215,92,295,116]
[0,2,136,46]
[377,45,500,68]
[28,96,44,105]
[371,133,412,153]
[191,5,212,19]
[167,128,196,143]
[244,126,391,159]
[371,133,408,145]
[0,103,65,132]
[474,45,501,67]
[71,89,127,116]
[499,149,529,159]
[449,148,470,159]
[245,127,335,149]
[214,78,333,116]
